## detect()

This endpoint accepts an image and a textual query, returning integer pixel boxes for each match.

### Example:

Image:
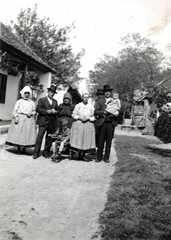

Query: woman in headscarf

[69,92,96,161]
[6,86,37,154]
[58,92,75,129]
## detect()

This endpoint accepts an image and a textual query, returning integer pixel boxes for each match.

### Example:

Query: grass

[94,134,171,240]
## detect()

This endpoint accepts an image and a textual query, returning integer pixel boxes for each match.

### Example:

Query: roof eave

[0,39,56,74]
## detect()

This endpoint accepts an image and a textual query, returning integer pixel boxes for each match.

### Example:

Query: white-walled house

[0,22,55,121]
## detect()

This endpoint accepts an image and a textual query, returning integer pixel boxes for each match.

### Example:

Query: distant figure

[6,86,37,154]
[33,85,58,159]
[70,92,96,161]
[58,92,75,129]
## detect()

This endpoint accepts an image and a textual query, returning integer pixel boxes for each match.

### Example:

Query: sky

[1,0,171,78]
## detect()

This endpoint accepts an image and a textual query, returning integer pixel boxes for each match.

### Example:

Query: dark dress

[58,103,75,129]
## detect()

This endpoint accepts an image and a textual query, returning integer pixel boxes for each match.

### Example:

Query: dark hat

[103,84,113,92]
[47,84,57,93]
[95,89,104,95]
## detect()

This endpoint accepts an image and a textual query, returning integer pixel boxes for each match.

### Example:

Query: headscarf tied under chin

[82,92,89,98]
[20,86,32,99]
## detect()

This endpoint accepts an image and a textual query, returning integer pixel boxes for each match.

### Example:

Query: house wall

[0,71,20,120]
[0,71,52,121]
[33,72,52,105]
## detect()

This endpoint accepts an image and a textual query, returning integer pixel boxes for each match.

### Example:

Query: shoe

[82,157,91,162]
[21,148,26,154]
[55,159,60,163]
[51,154,55,161]
[17,146,21,155]
[78,153,83,160]
[104,158,110,163]
[95,158,102,163]
[42,152,49,158]
[33,154,39,159]
[68,151,73,160]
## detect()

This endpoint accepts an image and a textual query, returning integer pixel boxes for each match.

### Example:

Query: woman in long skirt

[6,86,37,154]
[69,92,96,161]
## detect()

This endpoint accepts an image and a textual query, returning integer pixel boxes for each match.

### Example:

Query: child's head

[113,92,119,99]
[61,119,68,129]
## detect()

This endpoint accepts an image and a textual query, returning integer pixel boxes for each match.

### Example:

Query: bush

[155,112,171,143]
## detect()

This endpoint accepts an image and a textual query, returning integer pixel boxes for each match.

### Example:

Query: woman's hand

[90,117,95,122]
[51,109,58,114]
[27,113,32,118]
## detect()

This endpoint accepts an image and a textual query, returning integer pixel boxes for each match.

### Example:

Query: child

[49,119,70,162]
[105,92,121,116]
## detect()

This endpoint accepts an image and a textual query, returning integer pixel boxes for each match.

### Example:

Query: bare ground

[0,135,118,240]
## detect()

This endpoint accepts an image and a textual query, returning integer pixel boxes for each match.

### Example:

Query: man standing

[94,84,118,163]
[94,89,104,149]
[33,84,58,159]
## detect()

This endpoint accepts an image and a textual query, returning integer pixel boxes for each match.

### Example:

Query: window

[0,73,7,103]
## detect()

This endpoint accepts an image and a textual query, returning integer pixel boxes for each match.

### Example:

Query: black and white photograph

[1,0,171,239]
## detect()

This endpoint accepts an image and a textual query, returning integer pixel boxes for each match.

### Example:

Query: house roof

[157,78,171,90]
[137,78,171,102]
[0,22,56,73]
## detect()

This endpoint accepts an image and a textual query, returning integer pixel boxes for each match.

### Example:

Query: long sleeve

[36,98,47,116]
[89,105,95,121]
[12,100,20,117]
[72,104,79,120]
[94,99,105,116]
[12,99,36,117]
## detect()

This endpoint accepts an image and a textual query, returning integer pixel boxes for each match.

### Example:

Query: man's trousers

[97,122,115,160]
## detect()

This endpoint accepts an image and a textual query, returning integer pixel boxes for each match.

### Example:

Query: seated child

[105,92,121,116]
[49,119,70,162]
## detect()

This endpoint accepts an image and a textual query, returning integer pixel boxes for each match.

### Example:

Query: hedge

[155,112,171,143]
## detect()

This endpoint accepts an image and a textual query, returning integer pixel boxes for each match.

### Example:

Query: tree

[118,33,163,91]
[89,33,165,121]
[89,33,164,120]
[9,4,85,85]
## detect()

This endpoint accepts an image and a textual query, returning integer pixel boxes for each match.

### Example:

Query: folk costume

[33,85,58,159]
[70,93,96,159]
[58,92,75,129]
[6,86,37,153]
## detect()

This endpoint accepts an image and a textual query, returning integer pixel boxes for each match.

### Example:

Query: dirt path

[0,138,117,240]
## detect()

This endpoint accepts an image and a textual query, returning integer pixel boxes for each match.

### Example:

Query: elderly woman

[69,92,96,161]
[6,86,37,154]
[58,92,75,129]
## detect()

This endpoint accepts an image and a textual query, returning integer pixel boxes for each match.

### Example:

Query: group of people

[6,83,121,163]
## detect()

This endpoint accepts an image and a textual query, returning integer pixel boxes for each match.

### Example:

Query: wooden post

[22,64,28,88]
[17,64,28,99]
[143,99,150,126]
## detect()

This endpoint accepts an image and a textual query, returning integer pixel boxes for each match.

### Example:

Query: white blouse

[12,98,36,117]
[72,102,95,121]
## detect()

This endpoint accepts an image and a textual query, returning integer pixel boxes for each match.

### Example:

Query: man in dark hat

[94,84,118,163]
[94,89,104,149]
[33,84,59,159]
[95,89,104,98]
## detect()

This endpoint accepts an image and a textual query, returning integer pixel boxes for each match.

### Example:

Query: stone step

[121,125,138,130]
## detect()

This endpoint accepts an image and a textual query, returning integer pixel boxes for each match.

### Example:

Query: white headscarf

[82,92,89,98]
[20,86,32,99]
